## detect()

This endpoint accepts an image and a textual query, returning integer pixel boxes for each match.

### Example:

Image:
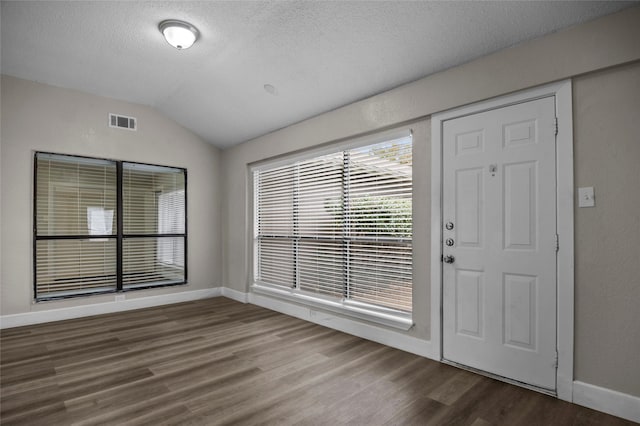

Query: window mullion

[293,163,300,290]
[116,161,123,291]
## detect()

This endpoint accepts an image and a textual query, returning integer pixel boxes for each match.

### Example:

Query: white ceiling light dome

[159,19,199,50]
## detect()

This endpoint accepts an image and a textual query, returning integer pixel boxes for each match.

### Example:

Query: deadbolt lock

[445,238,454,246]
[445,222,454,230]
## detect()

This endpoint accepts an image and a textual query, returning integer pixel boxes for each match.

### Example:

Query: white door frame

[430,80,574,401]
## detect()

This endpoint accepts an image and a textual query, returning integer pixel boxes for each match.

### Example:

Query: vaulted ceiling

[1,1,636,148]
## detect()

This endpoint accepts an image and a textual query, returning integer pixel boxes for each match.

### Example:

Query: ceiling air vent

[109,113,137,131]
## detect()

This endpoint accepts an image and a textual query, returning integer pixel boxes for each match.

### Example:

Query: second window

[254,134,413,315]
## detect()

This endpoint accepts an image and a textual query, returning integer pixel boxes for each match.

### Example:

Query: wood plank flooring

[0,298,634,425]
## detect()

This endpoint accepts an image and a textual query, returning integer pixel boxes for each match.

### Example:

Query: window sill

[252,283,413,331]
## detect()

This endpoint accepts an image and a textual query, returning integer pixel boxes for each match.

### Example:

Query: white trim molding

[573,381,640,423]
[0,288,220,329]
[554,81,575,403]
[430,80,575,401]
[252,284,413,331]
[248,291,432,359]
[221,286,249,303]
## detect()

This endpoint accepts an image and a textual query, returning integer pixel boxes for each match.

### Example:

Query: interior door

[441,96,557,390]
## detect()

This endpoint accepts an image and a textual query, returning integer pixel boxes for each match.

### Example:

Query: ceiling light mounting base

[159,19,199,50]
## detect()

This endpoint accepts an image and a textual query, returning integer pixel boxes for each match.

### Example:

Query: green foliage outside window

[324,195,412,238]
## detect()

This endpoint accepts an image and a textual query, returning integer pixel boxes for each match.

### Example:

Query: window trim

[250,127,414,329]
[33,151,188,301]
[252,283,413,330]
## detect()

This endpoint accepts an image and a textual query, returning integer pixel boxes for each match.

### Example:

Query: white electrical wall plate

[578,187,595,207]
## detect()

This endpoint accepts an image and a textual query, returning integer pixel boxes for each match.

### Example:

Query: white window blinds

[122,163,186,289]
[34,153,187,300]
[254,135,412,315]
[35,153,118,297]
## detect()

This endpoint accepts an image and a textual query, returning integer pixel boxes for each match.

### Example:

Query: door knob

[443,255,455,264]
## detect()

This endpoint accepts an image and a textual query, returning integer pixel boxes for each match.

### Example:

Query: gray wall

[0,76,222,315]
[573,62,640,396]
[221,7,640,396]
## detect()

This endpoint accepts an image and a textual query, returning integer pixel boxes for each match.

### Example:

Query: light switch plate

[578,187,595,207]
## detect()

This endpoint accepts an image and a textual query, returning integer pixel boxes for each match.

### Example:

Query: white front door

[441,96,557,390]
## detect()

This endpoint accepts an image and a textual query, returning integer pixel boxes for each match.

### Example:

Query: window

[122,163,186,289]
[34,152,186,300]
[253,134,412,325]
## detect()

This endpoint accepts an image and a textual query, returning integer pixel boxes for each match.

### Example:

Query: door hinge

[554,117,559,136]
[553,351,559,368]
[554,234,559,252]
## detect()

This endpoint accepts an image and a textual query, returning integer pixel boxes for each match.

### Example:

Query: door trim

[430,80,574,401]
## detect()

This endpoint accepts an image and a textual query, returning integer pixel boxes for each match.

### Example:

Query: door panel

[455,168,484,248]
[455,130,484,156]
[503,273,537,350]
[442,96,557,390]
[455,269,484,339]
[504,161,537,250]
[503,119,537,148]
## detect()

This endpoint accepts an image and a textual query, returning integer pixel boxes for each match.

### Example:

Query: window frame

[33,151,188,301]
[250,128,414,330]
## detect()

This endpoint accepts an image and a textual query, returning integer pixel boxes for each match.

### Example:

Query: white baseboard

[221,287,249,303]
[573,381,640,423]
[248,291,433,359]
[0,288,220,329]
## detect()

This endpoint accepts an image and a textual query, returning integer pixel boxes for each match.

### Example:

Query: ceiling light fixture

[159,19,199,50]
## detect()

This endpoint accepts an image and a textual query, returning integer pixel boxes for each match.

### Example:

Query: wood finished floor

[0,298,634,426]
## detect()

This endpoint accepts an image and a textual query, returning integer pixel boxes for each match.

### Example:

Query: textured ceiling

[1,1,637,148]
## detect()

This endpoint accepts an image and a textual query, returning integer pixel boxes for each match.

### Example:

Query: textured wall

[0,76,222,315]
[573,62,640,396]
